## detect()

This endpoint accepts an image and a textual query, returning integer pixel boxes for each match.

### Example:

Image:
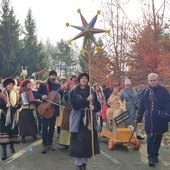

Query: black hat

[49,70,57,76]
[3,77,15,87]
[78,72,89,83]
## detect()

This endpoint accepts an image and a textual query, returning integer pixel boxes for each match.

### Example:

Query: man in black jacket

[135,73,170,166]
[37,70,61,154]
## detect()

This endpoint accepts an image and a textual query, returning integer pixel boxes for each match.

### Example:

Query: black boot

[76,165,83,170]
[82,164,86,170]
[41,146,48,154]
[10,143,15,153]
[1,144,7,160]
[32,135,37,140]
[21,136,26,143]
[148,159,155,166]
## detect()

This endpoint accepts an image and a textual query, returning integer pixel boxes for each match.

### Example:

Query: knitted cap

[124,78,132,86]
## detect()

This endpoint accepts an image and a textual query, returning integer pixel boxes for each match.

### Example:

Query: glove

[133,120,139,126]
[15,103,22,109]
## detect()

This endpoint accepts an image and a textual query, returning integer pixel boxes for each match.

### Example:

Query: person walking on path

[135,73,170,166]
[120,78,144,140]
[0,77,21,160]
[58,80,76,148]
[19,79,38,143]
[36,70,61,154]
[69,73,101,170]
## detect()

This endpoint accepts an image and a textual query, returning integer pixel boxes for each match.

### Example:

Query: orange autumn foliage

[127,24,170,85]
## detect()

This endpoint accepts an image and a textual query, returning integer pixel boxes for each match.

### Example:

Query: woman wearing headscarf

[69,73,101,170]
[0,77,21,160]
[19,79,39,143]
[58,80,76,148]
[93,83,106,132]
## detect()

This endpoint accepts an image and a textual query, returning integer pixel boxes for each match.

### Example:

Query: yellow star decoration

[66,9,109,53]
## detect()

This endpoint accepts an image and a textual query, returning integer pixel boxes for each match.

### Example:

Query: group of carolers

[1,70,170,169]
[0,70,101,170]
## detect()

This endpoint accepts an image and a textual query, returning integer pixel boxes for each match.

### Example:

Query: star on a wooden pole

[66,9,110,52]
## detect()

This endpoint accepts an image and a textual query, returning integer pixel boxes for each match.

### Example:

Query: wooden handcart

[98,116,140,150]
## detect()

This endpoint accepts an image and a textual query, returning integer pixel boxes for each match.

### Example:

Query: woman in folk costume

[62,75,78,91]
[69,73,101,170]
[93,83,106,116]
[55,76,66,138]
[120,78,144,140]
[35,80,43,135]
[93,83,106,132]
[58,80,76,148]
[0,77,21,160]
[19,79,39,143]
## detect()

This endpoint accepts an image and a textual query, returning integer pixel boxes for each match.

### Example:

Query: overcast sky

[11,0,165,47]
[11,0,105,45]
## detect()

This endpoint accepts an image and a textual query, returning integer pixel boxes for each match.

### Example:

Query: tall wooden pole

[87,47,95,159]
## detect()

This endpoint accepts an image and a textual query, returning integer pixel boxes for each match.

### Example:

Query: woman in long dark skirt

[0,77,21,160]
[19,80,38,143]
[69,73,101,170]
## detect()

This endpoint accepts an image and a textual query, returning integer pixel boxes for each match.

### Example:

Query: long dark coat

[0,96,21,144]
[137,85,170,134]
[69,85,101,158]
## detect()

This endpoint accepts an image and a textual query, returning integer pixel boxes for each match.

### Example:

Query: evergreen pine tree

[0,0,21,78]
[22,9,48,78]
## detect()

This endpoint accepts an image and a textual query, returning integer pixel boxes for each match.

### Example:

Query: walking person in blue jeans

[135,73,170,166]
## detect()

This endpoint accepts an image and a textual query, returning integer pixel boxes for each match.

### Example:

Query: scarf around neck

[144,85,158,101]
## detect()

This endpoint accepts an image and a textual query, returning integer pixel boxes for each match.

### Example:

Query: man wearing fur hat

[36,70,61,154]
[0,77,21,160]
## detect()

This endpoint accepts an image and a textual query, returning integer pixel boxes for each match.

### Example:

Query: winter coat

[120,88,138,125]
[69,86,101,133]
[137,85,170,134]
[69,85,101,158]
